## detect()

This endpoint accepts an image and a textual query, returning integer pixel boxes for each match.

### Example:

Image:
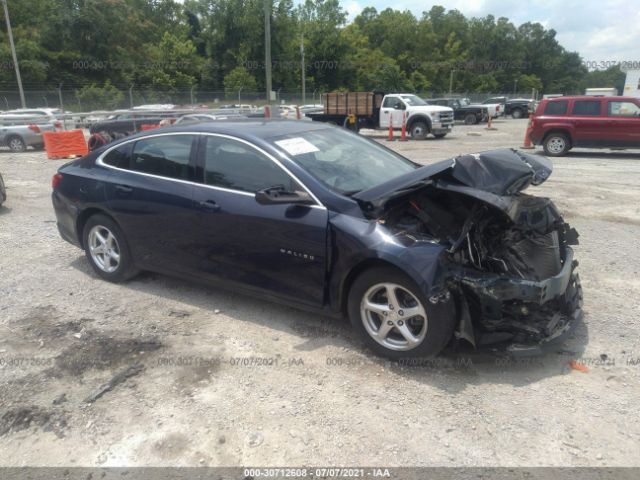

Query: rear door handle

[199,200,220,212]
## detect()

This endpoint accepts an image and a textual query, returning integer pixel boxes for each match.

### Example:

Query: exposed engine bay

[354,149,583,353]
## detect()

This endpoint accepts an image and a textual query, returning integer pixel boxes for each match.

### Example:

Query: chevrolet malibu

[52,120,583,358]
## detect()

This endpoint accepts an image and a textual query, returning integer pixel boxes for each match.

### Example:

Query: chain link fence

[0,88,545,113]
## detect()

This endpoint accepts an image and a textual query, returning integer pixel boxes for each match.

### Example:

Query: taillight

[54,121,63,129]
[52,173,63,189]
[28,124,41,133]
[496,105,501,112]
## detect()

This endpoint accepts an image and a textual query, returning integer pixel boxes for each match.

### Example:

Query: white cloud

[345,0,640,61]
[345,0,363,20]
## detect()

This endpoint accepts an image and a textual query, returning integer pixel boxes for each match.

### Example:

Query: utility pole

[449,69,455,95]
[264,0,272,106]
[58,83,64,110]
[2,0,26,108]
[300,33,305,105]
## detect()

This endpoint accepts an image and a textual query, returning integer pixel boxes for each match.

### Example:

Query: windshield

[270,127,418,194]
[459,98,470,107]
[400,95,428,106]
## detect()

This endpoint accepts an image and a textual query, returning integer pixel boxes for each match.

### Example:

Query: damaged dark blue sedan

[52,120,582,358]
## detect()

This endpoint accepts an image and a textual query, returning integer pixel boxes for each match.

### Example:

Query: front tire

[347,267,455,359]
[409,121,429,140]
[543,133,570,156]
[82,214,138,282]
[511,108,524,119]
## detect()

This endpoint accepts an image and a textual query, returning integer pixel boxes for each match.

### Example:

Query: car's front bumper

[449,247,583,354]
[432,122,454,134]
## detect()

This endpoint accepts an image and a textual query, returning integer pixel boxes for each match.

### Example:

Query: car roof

[127,119,332,142]
[543,95,632,101]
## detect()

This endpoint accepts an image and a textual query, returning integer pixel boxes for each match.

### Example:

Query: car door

[604,99,640,147]
[190,134,328,306]
[102,133,199,273]
[380,96,405,128]
[570,99,605,147]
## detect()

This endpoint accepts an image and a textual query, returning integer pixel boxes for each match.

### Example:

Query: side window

[131,135,194,180]
[572,101,601,116]
[382,97,397,108]
[544,101,568,115]
[203,137,299,193]
[103,143,131,169]
[608,101,640,117]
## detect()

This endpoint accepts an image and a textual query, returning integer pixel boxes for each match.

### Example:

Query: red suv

[528,96,640,156]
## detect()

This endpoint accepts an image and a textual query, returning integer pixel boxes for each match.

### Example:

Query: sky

[341,0,640,63]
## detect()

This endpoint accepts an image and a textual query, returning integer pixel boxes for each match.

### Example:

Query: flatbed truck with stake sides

[306,91,454,140]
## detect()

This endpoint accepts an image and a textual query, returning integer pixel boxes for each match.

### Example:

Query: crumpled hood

[353,149,553,212]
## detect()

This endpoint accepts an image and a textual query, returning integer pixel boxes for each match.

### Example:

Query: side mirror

[255,186,315,205]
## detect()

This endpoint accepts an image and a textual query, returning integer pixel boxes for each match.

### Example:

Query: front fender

[327,213,449,313]
[407,114,432,132]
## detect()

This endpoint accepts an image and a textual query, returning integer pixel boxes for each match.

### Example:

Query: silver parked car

[0,115,55,152]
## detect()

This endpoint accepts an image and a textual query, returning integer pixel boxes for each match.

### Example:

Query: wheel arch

[542,128,573,147]
[406,114,432,132]
[76,207,120,248]
[339,258,419,316]
[5,133,26,146]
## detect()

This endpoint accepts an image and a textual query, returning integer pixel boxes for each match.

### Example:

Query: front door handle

[115,184,133,196]
[199,200,220,212]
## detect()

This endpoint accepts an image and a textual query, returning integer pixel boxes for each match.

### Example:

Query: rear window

[131,135,195,180]
[572,101,601,116]
[103,143,131,169]
[543,101,568,115]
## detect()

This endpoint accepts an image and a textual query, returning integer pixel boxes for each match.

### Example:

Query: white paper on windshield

[275,137,319,155]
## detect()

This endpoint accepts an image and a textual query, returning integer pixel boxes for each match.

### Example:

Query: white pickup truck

[463,97,503,118]
[307,92,455,140]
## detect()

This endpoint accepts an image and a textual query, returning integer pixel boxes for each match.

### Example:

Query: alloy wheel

[360,282,428,351]
[88,225,121,273]
[8,138,26,152]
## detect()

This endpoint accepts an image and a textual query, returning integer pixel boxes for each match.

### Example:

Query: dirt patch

[54,335,163,376]
[0,406,67,438]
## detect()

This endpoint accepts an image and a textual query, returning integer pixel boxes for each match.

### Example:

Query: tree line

[0,0,626,109]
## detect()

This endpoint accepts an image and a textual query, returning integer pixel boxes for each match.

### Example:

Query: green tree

[75,81,125,110]
[224,67,258,97]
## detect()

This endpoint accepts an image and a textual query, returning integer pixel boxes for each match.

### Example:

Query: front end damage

[354,149,583,354]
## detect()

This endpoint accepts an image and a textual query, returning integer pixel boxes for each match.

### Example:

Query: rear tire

[511,108,524,119]
[433,133,447,139]
[543,133,570,156]
[464,113,477,125]
[82,214,139,282]
[7,136,26,152]
[0,174,6,206]
[347,267,455,359]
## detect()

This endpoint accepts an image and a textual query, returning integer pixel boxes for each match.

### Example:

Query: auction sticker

[274,137,319,156]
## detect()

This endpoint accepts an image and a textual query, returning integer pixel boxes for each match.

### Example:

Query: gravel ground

[0,118,639,467]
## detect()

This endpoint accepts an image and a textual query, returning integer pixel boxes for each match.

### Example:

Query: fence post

[129,84,134,108]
